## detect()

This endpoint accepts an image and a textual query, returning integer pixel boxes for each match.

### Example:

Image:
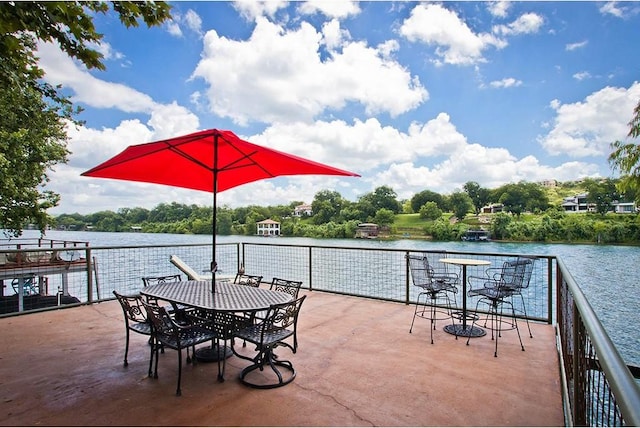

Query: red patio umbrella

[81,129,359,289]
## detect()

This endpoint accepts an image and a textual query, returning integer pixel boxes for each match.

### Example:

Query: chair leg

[147,337,154,377]
[123,329,130,367]
[507,301,525,353]
[217,338,226,382]
[409,293,423,334]
[517,294,533,338]
[176,349,182,396]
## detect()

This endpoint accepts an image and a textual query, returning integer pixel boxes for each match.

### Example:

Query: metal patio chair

[113,290,154,367]
[466,257,536,357]
[233,273,263,287]
[142,301,218,396]
[407,254,459,344]
[269,277,303,299]
[231,295,306,389]
[141,274,186,317]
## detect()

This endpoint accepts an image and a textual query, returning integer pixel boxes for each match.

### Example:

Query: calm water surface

[14,229,640,367]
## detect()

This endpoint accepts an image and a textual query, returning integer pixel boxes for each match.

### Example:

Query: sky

[37,1,640,215]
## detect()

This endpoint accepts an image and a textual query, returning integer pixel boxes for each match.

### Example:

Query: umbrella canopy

[81,129,359,287]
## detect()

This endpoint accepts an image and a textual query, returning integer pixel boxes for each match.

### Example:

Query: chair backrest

[142,274,182,287]
[499,257,535,290]
[269,277,303,299]
[113,290,148,324]
[261,295,306,342]
[407,255,436,289]
[142,301,177,341]
[234,273,263,287]
[170,255,204,281]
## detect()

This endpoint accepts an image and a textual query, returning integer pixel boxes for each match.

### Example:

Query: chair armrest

[467,275,498,289]
[432,270,459,281]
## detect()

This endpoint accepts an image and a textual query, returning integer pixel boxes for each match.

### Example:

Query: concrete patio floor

[0,290,564,426]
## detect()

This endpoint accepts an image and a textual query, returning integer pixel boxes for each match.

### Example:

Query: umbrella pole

[211,134,219,294]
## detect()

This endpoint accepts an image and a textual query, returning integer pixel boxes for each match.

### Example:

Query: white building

[256,219,280,236]
[293,203,313,217]
[561,193,593,213]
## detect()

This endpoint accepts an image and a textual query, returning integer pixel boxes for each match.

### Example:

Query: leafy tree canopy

[411,189,445,212]
[0,1,172,237]
[610,99,640,203]
[358,185,401,215]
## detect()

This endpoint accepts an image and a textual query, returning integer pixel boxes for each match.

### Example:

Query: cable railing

[1,240,639,426]
[556,257,640,426]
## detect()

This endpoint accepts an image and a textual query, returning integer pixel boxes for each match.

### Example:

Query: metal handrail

[557,257,640,426]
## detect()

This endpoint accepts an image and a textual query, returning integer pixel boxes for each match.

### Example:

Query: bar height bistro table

[439,258,491,338]
[141,280,293,361]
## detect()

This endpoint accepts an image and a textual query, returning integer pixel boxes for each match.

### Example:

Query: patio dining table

[140,280,293,366]
[439,258,490,338]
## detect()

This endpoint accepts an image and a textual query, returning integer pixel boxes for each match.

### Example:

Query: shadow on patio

[0,290,563,426]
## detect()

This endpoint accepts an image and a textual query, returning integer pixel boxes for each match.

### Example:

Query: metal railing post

[547,256,553,324]
[405,251,410,305]
[308,247,313,291]
[86,248,93,303]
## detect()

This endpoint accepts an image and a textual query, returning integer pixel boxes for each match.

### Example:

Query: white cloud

[566,40,588,51]
[37,41,156,113]
[540,82,640,157]
[487,1,511,18]
[298,0,361,19]
[321,19,349,50]
[573,71,592,81]
[87,41,124,61]
[191,17,427,125]
[600,2,625,18]
[493,12,544,36]
[490,77,523,88]
[166,21,182,37]
[166,9,203,38]
[232,0,288,21]
[399,3,506,66]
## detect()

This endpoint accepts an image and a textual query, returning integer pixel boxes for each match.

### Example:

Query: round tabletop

[141,280,292,312]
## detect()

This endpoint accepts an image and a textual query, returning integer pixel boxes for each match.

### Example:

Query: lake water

[11,229,640,368]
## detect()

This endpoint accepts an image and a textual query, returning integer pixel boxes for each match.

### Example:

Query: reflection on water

[12,229,640,367]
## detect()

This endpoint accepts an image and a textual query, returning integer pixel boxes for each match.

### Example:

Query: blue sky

[38,1,640,214]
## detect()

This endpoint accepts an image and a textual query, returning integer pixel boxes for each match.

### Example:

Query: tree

[463,181,491,215]
[584,178,619,216]
[358,186,401,214]
[419,201,442,220]
[373,208,395,227]
[411,189,445,213]
[609,99,640,203]
[0,2,172,237]
[448,192,473,220]
[492,182,549,215]
[311,190,345,224]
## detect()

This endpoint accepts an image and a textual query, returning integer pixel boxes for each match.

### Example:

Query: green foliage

[424,220,466,241]
[492,181,549,215]
[448,191,473,220]
[411,189,445,212]
[419,201,442,220]
[49,180,640,244]
[373,208,395,226]
[610,99,640,203]
[311,190,346,224]
[0,1,172,236]
[358,186,401,215]
[463,181,490,214]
